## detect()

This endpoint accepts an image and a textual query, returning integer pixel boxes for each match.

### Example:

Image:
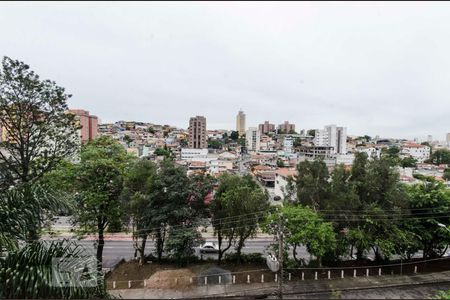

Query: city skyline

[2,2,450,140]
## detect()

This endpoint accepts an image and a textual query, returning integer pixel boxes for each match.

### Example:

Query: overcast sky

[1,2,449,140]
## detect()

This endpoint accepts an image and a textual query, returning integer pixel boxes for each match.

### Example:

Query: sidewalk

[109,270,450,299]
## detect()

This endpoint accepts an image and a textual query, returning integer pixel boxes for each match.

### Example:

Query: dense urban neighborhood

[2,2,450,299]
[1,55,450,299]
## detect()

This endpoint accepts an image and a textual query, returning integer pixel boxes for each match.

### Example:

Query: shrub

[224,252,264,264]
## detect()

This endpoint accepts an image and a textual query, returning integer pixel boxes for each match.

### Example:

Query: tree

[325,164,360,259]
[154,147,171,158]
[434,290,450,299]
[211,174,270,263]
[208,139,223,150]
[123,134,133,146]
[154,162,211,265]
[381,145,401,166]
[0,185,108,299]
[263,205,336,267]
[307,129,316,137]
[0,240,108,299]
[230,131,239,141]
[180,139,188,148]
[293,138,302,148]
[444,168,450,181]
[294,159,330,210]
[401,156,417,168]
[165,227,203,267]
[276,158,285,168]
[149,160,192,262]
[148,127,155,134]
[70,136,132,275]
[122,159,157,264]
[0,57,80,239]
[428,149,450,165]
[0,57,79,189]
[405,179,450,259]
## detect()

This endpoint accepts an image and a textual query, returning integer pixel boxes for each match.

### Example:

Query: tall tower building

[67,109,98,144]
[446,133,450,147]
[188,116,207,149]
[236,110,246,137]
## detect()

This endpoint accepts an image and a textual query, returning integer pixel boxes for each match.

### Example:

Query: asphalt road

[68,238,311,268]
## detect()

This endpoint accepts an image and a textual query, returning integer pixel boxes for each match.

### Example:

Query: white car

[199,242,219,254]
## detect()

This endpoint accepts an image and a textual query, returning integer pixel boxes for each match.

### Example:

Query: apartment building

[258,121,275,134]
[67,109,98,143]
[313,124,347,154]
[246,127,261,152]
[400,142,431,163]
[278,121,295,133]
[188,116,207,149]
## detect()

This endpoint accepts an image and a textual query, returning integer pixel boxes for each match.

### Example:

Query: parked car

[199,242,219,254]
[273,196,282,201]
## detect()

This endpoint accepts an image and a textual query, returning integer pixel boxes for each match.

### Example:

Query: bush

[224,252,264,264]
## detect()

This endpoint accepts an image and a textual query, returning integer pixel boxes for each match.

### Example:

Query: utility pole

[277,213,285,299]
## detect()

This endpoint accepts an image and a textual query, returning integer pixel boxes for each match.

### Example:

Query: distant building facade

[447,133,450,147]
[283,136,294,153]
[67,109,98,143]
[400,143,431,163]
[246,127,261,152]
[313,124,347,154]
[258,121,275,134]
[278,121,295,133]
[188,116,207,149]
[236,110,246,137]
[181,148,208,160]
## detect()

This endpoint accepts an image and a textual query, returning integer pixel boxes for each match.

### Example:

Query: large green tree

[211,174,269,263]
[122,159,157,264]
[350,156,408,261]
[428,149,450,165]
[69,136,132,274]
[405,179,450,259]
[0,56,79,188]
[263,205,336,267]
[294,159,330,210]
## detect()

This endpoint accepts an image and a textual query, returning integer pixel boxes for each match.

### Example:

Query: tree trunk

[217,227,223,264]
[293,244,299,263]
[96,220,105,287]
[356,248,364,261]
[156,227,165,263]
[236,238,245,263]
[24,184,40,241]
[139,235,147,265]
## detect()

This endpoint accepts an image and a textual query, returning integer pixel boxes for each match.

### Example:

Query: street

[64,238,310,268]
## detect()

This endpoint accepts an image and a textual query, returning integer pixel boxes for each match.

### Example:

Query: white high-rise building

[236,110,246,137]
[446,133,450,147]
[246,127,261,152]
[313,124,347,154]
[283,136,294,153]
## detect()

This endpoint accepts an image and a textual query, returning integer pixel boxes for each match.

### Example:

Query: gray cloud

[0,2,449,140]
